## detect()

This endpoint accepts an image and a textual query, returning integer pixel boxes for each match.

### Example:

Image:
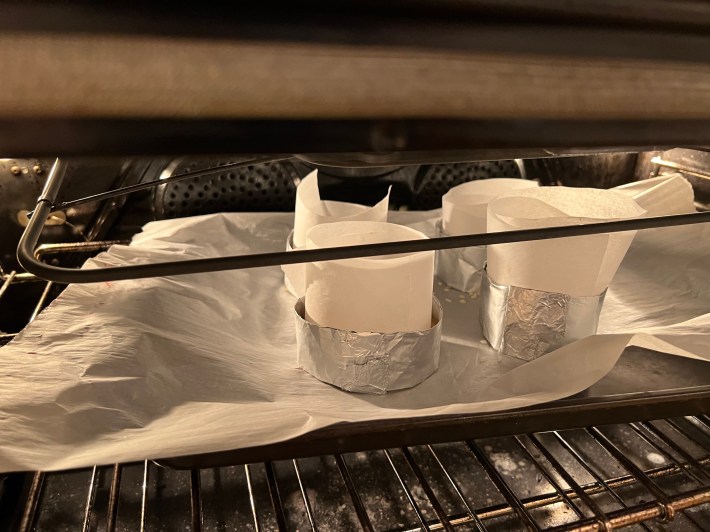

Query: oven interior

[0,151,709,531]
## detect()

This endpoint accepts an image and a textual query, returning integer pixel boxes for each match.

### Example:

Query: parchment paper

[0,210,708,472]
[305,221,434,333]
[442,178,538,235]
[283,170,390,296]
[613,173,696,216]
[488,187,646,296]
[293,170,391,248]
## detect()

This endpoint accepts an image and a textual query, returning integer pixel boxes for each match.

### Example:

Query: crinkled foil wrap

[295,297,442,394]
[435,220,486,293]
[480,271,606,361]
[282,230,302,297]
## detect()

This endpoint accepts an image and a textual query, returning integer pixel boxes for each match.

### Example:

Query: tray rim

[156,382,710,470]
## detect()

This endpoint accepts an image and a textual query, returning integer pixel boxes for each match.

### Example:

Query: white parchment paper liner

[282,171,391,297]
[0,212,708,473]
[295,297,442,394]
[613,174,695,216]
[442,178,538,236]
[435,219,486,293]
[305,221,434,334]
[487,187,646,297]
[480,271,606,361]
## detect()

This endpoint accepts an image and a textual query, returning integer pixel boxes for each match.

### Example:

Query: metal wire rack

[10,417,710,531]
[17,158,710,284]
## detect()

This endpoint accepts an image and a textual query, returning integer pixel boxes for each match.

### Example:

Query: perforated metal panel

[412,160,523,209]
[151,159,527,217]
[154,159,300,219]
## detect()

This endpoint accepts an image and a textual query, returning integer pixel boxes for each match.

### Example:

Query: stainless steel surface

[154,157,301,219]
[46,156,290,214]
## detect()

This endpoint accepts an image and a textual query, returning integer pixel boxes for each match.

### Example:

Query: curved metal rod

[18,158,710,284]
[30,155,291,215]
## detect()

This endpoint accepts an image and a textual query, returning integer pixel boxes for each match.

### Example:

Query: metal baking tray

[158,346,710,469]
[15,160,710,472]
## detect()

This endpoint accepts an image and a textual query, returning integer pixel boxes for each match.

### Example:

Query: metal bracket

[651,156,710,181]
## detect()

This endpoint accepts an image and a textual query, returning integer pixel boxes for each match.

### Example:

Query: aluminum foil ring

[295,296,442,394]
[480,270,606,361]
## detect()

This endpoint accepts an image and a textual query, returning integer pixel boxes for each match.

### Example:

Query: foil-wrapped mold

[480,271,605,361]
[295,297,442,394]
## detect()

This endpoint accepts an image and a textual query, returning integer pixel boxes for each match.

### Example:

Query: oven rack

[6,417,710,531]
[0,241,121,346]
[17,158,710,284]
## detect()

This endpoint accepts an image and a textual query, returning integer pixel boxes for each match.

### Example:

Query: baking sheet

[1,211,709,472]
